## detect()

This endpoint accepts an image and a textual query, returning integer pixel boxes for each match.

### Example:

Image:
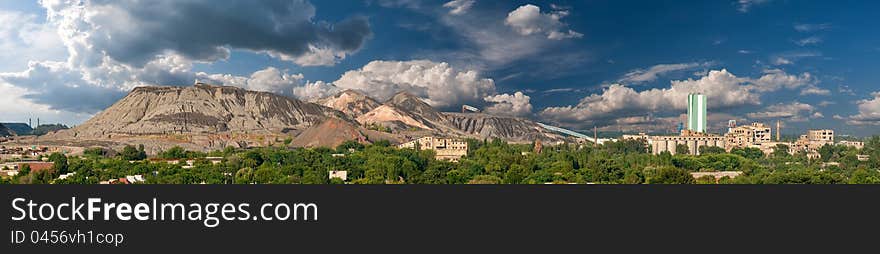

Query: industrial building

[648,131,726,155]
[807,129,834,143]
[724,122,772,150]
[839,140,865,149]
[622,93,725,155]
[687,93,707,133]
[398,137,468,161]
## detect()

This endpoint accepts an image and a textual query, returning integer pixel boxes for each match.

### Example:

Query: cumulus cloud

[483,92,533,117]
[505,4,582,40]
[747,102,820,122]
[0,62,127,113]
[0,10,66,72]
[292,81,340,102]
[539,69,817,128]
[197,67,307,97]
[443,0,476,15]
[619,62,714,84]
[845,92,880,125]
[41,0,372,67]
[749,69,815,92]
[313,60,496,109]
[0,0,373,117]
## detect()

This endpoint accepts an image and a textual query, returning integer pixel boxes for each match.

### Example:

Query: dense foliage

[3,136,879,184]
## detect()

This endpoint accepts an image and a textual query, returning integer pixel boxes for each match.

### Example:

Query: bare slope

[443,112,563,142]
[316,89,381,118]
[67,84,343,138]
[291,118,367,148]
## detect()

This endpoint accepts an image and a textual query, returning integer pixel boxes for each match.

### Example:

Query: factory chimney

[776,120,781,141]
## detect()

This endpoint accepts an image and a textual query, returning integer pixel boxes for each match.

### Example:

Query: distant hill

[0,123,31,135]
[32,124,70,136]
[328,90,564,142]
[0,123,14,136]
[34,84,568,151]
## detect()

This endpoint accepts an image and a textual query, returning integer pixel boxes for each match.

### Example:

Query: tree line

[2,136,879,184]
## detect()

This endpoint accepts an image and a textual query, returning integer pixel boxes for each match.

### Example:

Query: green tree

[234,168,254,184]
[700,146,726,155]
[772,144,791,158]
[848,169,880,184]
[468,175,502,184]
[503,164,529,184]
[675,144,691,155]
[647,167,695,184]
[48,153,69,175]
[120,145,147,160]
[731,147,764,160]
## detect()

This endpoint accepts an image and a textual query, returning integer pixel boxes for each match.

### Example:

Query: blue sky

[0,0,878,136]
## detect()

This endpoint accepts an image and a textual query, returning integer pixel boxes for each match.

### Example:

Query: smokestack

[594,126,598,144]
[776,120,781,141]
[28,118,32,128]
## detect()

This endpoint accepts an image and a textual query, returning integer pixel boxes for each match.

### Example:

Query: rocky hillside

[65,84,345,138]
[319,90,564,142]
[316,89,381,118]
[443,113,563,142]
[385,91,447,123]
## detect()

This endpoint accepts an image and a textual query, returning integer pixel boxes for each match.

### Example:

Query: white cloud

[0,10,66,72]
[1,1,373,118]
[773,57,793,65]
[749,69,815,92]
[818,101,835,107]
[794,23,831,32]
[770,51,821,66]
[505,4,582,40]
[270,45,353,67]
[0,81,92,125]
[539,69,817,128]
[443,0,476,15]
[746,102,819,122]
[311,60,497,108]
[800,85,831,96]
[737,0,770,13]
[244,68,304,95]
[543,88,579,94]
[0,61,128,113]
[846,92,880,126]
[483,92,533,117]
[292,81,340,102]
[795,36,823,46]
[619,62,714,84]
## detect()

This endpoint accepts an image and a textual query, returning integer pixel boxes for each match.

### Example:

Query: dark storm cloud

[0,62,126,113]
[55,0,372,67]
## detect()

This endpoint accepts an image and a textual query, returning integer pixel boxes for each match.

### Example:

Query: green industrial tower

[687,93,707,133]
